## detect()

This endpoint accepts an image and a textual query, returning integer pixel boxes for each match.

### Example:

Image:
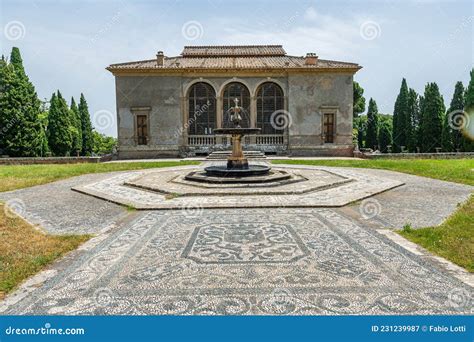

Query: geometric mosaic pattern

[5,209,472,315]
[72,165,404,209]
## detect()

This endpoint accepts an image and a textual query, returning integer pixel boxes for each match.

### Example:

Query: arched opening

[256,82,284,134]
[222,82,251,128]
[188,82,216,135]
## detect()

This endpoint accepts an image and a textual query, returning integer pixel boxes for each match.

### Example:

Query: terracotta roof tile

[181,45,286,57]
[107,45,361,71]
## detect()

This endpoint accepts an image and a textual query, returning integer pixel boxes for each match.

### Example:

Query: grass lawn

[0,203,91,299]
[400,195,474,272]
[272,159,474,186]
[274,158,474,272]
[0,160,199,298]
[0,161,199,192]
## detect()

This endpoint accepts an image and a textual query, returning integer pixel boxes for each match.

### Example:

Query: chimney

[156,51,164,66]
[305,53,318,65]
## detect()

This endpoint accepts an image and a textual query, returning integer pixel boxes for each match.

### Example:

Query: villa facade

[107,45,361,158]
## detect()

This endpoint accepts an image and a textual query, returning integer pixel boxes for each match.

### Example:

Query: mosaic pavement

[71,165,404,209]
[1,164,472,315]
[3,209,472,315]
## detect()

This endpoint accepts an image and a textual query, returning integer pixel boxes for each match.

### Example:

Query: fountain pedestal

[204,98,271,178]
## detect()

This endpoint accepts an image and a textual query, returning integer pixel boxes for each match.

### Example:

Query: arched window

[222,82,251,128]
[188,82,216,135]
[256,82,284,134]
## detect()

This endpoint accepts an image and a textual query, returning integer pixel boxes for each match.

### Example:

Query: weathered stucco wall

[114,72,354,158]
[115,76,182,158]
[288,73,354,156]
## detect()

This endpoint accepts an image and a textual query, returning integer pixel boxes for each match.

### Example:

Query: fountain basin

[204,164,271,178]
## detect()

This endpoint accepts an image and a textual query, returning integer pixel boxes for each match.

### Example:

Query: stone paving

[71,164,405,209]
[2,209,472,315]
[0,164,472,315]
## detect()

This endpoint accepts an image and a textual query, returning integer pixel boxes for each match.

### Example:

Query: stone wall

[355,152,474,159]
[287,73,354,156]
[0,157,103,165]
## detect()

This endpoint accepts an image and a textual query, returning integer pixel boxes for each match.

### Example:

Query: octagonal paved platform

[72,164,404,209]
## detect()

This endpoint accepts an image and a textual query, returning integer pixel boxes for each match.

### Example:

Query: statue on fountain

[204,98,270,177]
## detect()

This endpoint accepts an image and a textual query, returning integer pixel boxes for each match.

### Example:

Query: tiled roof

[181,45,286,57]
[107,45,361,72]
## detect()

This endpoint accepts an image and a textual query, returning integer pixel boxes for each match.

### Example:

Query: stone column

[249,96,257,145]
[216,96,223,145]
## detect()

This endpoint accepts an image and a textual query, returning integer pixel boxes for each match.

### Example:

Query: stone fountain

[203,98,270,178]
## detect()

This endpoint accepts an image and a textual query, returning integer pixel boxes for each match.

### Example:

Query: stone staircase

[206,150,266,160]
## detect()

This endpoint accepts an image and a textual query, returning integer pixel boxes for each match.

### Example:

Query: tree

[365,98,379,150]
[92,131,117,155]
[407,88,420,152]
[0,47,44,157]
[353,81,366,118]
[462,69,474,151]
[70,97,83,155]
[78,93,94,156]
[47,91,73,156]
[354,116,367,148]
[392,79,410,152]
[420,83,445,152]
[445,81,465,152]
[378,120,392,153]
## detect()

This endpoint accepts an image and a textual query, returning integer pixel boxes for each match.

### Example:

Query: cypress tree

[420,83,445,152]
[78,93,94,156]
[445,81,465,152]
[407,88,419,152]
[378,120,392,153]
[0,47,44,156]
[70,97,83,156]
[392,79,409,152]
[365,98,379,150]
[462,69,474,151]
[47,91,73,156]
[353,81,366,118]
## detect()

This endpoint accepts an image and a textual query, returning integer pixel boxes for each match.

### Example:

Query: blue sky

[1,0,473,136]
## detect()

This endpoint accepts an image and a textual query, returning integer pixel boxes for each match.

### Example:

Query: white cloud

[304,7,318,21]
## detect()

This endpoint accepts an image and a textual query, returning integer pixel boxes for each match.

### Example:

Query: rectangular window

[136,115,148,145]
[323,113,335,143]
